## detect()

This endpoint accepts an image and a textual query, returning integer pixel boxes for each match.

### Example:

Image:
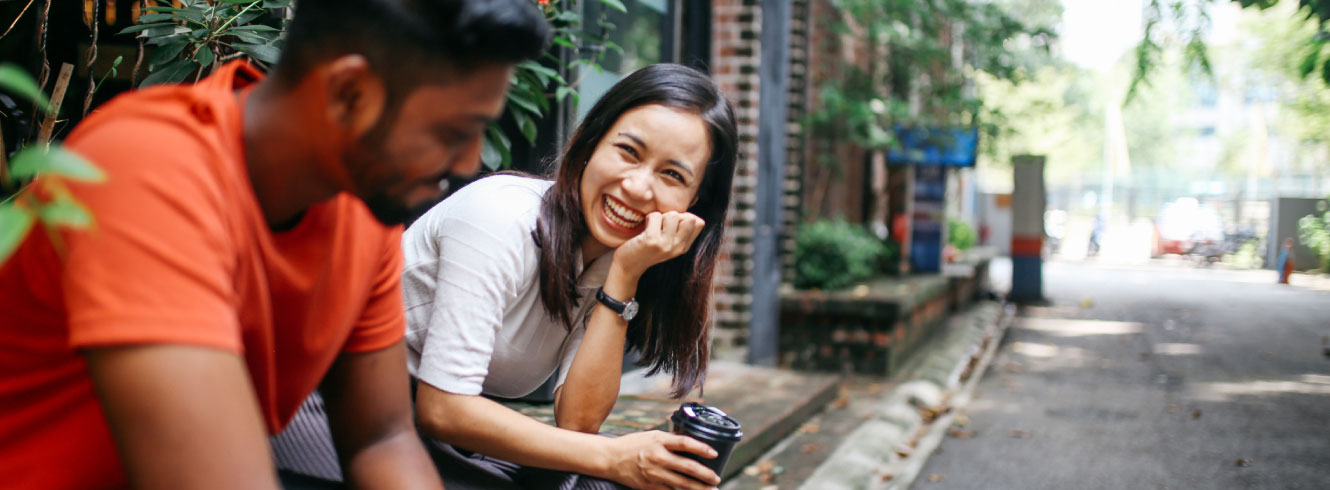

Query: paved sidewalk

[781,301,1011,490]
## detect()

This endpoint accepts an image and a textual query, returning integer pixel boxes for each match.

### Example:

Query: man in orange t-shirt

[0,1,549,488]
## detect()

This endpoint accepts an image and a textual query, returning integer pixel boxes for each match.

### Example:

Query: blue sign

[887,126,979,167]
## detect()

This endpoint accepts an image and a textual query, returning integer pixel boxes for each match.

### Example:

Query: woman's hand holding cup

[602,430,720,490]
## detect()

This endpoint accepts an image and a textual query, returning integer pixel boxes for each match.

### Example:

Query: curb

[797,301,1015,490]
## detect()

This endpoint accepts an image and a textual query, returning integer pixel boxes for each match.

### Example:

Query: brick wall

[709,0,760,356]
[709,0,811,358]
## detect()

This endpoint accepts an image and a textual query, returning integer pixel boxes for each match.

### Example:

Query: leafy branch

[0,64,105,264]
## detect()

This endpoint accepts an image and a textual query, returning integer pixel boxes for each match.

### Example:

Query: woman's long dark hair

[533,63,737,398]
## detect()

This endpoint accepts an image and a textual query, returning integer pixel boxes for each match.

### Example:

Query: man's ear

[322,54,386,140]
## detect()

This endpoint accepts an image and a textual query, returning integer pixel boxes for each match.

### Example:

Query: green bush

[948,217,977,251]
[1298,197,1330,272]
[794,220,888,290]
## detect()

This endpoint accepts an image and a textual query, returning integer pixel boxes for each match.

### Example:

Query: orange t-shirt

[0,61,406,489]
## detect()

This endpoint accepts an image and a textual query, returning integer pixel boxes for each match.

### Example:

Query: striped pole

[1010,155,1045,303]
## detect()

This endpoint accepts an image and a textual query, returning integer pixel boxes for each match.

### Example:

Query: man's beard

[361,190,438,226]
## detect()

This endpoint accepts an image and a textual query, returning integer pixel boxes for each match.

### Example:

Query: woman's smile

[602,195,646,233]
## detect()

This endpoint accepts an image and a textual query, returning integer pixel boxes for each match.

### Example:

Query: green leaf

[137,13,184,23]
[225,31,274,43]
[552,36,577,51]
[216,0,258,4]
[263,0,293,7]
[517,111,538,145]
[595,0,628,14]
[230,24,280,32]
[555,86,572,103]
[556,10,582,23]
[233,43,281,64]
[37,197,94,228]
[196,46,215,68]
[481,131,502,170]
[234,9,265,27]
[141,59,198,86]
[118,22,174,35]
[147,40,190,67]
[0,64,53,113]
[507,91,542,116]
[489,125,512,168]
[0,204,36,265]
[519,61,564,84]
[8,146,105,181]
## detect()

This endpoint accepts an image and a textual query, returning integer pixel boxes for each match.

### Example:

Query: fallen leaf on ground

[894,444,914,458]
[880,473,895,481]
[953,413,970,426]
[1080,298,1093,308]
[1008,429,1033,439]
[759,473,775,484]
[947,428,976,439]
[1192,409,1202,420]
[1003,362,1024,373]
[755,460,777,474]
[800,443,826,453]
[868,383,885,394]
[1235,458,1252,467]
[831,390,850,409]
[798,422,821,434]
[928,473,946,482]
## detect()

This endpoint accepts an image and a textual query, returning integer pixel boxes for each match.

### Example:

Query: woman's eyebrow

[618,131,695,177]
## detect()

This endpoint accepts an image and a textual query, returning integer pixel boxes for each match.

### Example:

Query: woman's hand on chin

[612,211,705,278]
[600,430,721,490]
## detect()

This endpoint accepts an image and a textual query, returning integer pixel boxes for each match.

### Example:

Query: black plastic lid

[673,403,743,441]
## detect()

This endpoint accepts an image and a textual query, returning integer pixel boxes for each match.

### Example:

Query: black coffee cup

[670,402,743,478]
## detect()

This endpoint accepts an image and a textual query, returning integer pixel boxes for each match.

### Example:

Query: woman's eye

[664,169,686,184]
[616,144,640,160]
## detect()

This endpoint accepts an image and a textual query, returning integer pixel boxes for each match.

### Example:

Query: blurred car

[1152,198,1224,258]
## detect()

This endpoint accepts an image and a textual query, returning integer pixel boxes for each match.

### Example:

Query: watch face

[622,300,639,321]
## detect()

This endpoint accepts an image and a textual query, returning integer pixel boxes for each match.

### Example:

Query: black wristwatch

[595,287,639,321]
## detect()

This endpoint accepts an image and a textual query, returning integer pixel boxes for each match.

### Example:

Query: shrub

[948,217,977,251]
[794,220,888,290]
[1298,197,1330,272]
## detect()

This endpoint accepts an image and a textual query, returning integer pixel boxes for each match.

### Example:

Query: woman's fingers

[661,433,717,459]
[643,211,664,241]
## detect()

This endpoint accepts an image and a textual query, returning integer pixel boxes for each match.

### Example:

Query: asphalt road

[914,260,1330,490]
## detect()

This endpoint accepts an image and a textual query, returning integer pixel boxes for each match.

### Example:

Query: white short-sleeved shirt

[272,175,610,480]
[403,174,610,398]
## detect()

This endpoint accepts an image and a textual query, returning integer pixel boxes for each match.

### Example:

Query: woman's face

[579,103,711,252]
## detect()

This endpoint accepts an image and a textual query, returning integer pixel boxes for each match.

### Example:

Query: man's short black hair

[273,0,550,88]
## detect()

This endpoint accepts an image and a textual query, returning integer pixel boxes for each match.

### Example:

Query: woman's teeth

[604,196,644,229]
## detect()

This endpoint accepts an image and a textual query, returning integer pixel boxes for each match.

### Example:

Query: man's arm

[320,340,443,489]
[85,345,280,490]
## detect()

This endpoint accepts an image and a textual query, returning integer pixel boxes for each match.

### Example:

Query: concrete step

[503,361,841,482]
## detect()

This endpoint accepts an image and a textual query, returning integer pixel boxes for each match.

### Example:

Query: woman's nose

[621,168,653,202]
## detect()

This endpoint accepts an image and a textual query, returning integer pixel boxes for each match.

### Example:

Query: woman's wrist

[602,261,641,303]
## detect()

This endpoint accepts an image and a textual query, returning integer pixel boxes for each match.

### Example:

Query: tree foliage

[807,0,1058,167]
[1130,0,1330,102]
[119,0,624,170]
[0,65,104,264]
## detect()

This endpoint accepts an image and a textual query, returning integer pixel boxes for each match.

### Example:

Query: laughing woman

[273,63,737,490]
